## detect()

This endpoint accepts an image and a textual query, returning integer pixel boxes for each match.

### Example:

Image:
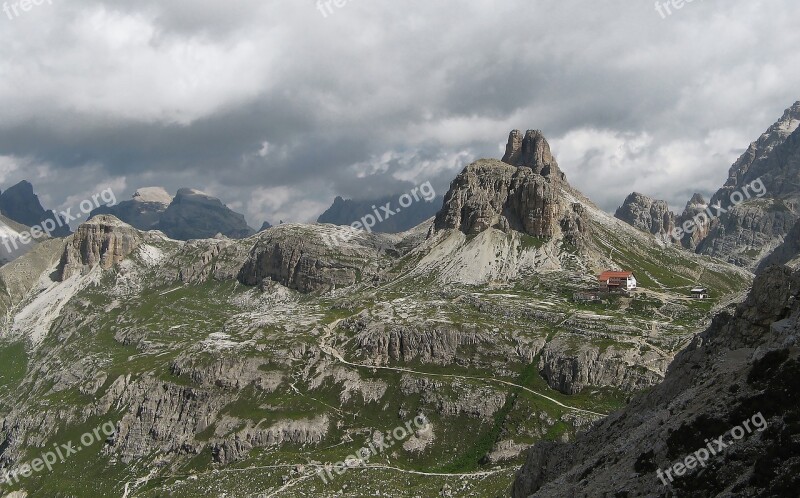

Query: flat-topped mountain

[90,187,256,241]
[157,188,255,240]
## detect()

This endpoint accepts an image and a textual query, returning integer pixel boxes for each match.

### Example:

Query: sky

[0,0,798,227]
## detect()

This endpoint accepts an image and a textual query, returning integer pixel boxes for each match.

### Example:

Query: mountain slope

[513,263,800,497]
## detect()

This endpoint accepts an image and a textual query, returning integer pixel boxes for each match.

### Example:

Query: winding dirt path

[319,319,607,418]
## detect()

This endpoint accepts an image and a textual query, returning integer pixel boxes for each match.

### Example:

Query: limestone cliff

[58,215,142,280]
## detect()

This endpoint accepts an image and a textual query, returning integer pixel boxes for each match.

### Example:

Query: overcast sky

[0,0,798,227]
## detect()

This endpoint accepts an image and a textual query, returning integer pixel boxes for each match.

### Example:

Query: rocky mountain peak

[685,192,707,207]
[0,180,71,237]
[710,101,800,208]
[158,188,255,240]
[502,129,565,180]
[614,192,675,242]
[435,130,587,245]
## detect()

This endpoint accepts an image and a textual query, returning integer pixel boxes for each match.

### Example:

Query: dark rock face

[317,194,441,233]
[259,221,272,232]
[58,215,142,280]
[614,192,676,242]
[90,187,171,231]
[513,266,800,497]
[158,189,255,240]
[238,225,385,293]
[756,217,800,272]
[690,102,800,268]
[0,180,71,236]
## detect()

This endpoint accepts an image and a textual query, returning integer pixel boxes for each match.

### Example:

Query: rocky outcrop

[90,187,172,231]
[694,198,797,267]
[614,192,676,243]
[433,158,586,244]
[502,129,566,180]
[105,375,226,462]
[538,336,666,394]
[211,416,329,464]
[237,224,386,293]
[58,215,142,280]
[0,180,71,237]
[400,376,507,421]
[158,188,255,240]
[513,265,800,497]
[354,322,488,365]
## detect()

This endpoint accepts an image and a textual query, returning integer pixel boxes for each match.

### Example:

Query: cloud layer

[1,0,798,225]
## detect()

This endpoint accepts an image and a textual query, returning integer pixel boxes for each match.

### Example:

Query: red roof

[598,271,633,281]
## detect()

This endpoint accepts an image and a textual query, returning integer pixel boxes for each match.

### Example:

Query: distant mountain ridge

[317,194,441,233]
[615,101,800,268]
[90,187,257,240]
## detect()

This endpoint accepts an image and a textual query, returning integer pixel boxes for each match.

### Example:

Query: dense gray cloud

[0,0,798,225]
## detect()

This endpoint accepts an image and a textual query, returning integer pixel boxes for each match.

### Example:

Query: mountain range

[615,101,800,269]
[0,103,798,496]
